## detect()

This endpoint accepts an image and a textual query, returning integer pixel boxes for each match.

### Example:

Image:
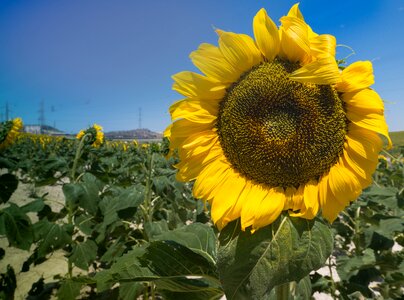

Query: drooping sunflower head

[165,4,391,232]
[0,117,23,149]
[76,124,104,147]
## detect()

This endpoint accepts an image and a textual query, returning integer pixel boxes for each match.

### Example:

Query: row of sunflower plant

[1,4,404,300]
[0,129,403,299]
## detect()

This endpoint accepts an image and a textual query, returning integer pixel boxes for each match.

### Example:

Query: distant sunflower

[165,4,391,231]
[76,124,104,147]
[0,118,23,149]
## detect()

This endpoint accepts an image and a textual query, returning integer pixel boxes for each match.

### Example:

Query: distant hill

[105,128,162,140]
[390,131,404,147]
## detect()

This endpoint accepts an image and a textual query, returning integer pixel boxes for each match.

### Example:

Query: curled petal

[336,61,374,92]
[253,8,280,61]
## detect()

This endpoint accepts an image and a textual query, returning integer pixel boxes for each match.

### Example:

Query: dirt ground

[0,180,74,299]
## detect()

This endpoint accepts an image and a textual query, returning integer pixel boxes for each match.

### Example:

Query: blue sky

[0,0,403,134]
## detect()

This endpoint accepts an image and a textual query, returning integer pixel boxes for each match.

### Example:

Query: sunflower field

[1,2,404,300]
[0,130,402,300]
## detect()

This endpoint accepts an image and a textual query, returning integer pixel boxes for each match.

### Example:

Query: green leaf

[99,186,144,226]
[266,276,312,300]
[141,240,222,297]
[144,220,169,240]
[294,276,312,300]
[57,279,82,300]
[153,223,216,264]
[95,246,154,292]
[118,282,144,300]
[79,173,103,215]
[34,220,72,257]
[337,248,376,281]
[63,173,101,216]
[0,203,33,250]
[21,198,45,213]
[100,240,126,263]
[0,173,18,204]
[217,215,333,300]
[69,239,97,270]
[142,240,216,277]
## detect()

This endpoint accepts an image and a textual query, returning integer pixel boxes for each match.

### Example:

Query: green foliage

[312,147,404,299]
[0,203,34,250]
[1,134,403,299]
[0,173,18,204]
[217,215,333,300]
[0,265,16,300]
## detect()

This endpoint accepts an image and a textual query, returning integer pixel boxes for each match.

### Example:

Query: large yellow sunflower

[165,4,391,232]
[0,117,23,149]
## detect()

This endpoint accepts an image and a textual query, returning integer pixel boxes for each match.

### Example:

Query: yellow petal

[287,3,304,19]
[190,43,240,83]
[253,8,280,61]
[327,161,362,206]
[302,180,320,218]
[347,111,392,148]
[342,88,384,114]
[279,16,310,63]
[336,61,374,92]
[240,185,268,230]
[216,181,254,230]
[252,187,285,230]
[170,98,218,123]
[290,180,319,219]
[211,173,247,228]
[346,125,383,158]
[217,30,262,73]
[192,159,230,201]
[176,141,222,181]
[172,71,226,99]
[318,175,346,222]
[309,34,336,58]
[290,55,340,84]
[168,119,215,149]
[341,149,373,186]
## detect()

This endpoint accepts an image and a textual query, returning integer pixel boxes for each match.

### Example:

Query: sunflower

[165,4,391,232]
[0,117,23,149]
[76,124,104,147]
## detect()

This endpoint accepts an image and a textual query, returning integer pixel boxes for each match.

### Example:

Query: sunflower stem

[67,133,90,279]
[143,150,155,225]
[276,282,290,300]
[354,206,361,255]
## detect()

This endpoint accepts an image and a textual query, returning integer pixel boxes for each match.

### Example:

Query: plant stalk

[67,133,89,278]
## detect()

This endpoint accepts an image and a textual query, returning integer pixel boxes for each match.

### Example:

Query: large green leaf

[99,186,144,227]
[141,240,223,298]
[153,223,216,264]
[0,203,33,250]
[94,246,154,292]
[69,239,97,270]
[63,173,101,216]
[266,276,312,300]
[337,248,376,281]
[34,219,72,257]
[57,279,82,300]
[217,214,333,300]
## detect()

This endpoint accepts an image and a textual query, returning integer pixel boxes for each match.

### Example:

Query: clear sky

[0,0,403,134]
